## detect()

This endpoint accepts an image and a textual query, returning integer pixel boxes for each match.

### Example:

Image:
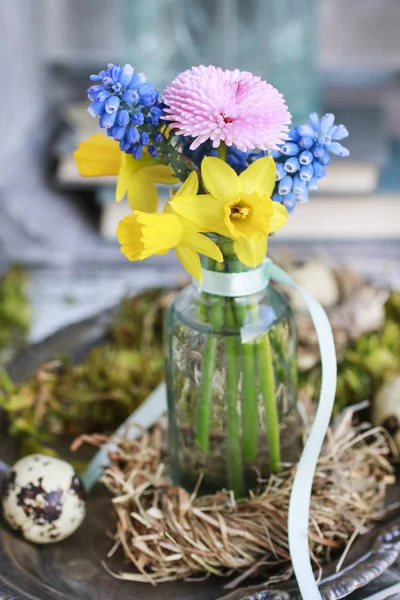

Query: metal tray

[1,311,400,600]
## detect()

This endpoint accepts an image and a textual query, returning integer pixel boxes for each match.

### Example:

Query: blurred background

[1,0,400,341]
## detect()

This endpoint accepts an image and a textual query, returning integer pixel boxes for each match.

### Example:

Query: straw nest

[78,408,396,589]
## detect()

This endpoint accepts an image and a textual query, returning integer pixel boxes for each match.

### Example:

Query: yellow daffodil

[73,133,178,212]
[116,211,222,282]
[168,156,288,267]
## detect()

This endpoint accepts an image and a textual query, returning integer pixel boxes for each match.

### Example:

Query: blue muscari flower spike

[88,100,105,117]
[313,162,327,179]
[281,142,299,156]
[278,175,293,195]
[122,89,139,104]
[147,145,158,158]
[133,144,143,159]
[131,112,144,126]
[271,112,349,210]
[112,126,126,141]
[298,136,314,150]
[275,163,286,181]
[105,96,120,114]
[117,109,130,127]
[282,193,296,213]
[318,151,331,166]
[299,150,313,165]
[140,132,149,146]
[100,112,117,129]
[308,176,318,191]
[127,126,139,144]
[312,145,325,159]
[284,157,300,173]
[299,164,314,181]
[146,115,158,126]
[308,112,320,132]
[87,63,165,159]
[293,175,306,195]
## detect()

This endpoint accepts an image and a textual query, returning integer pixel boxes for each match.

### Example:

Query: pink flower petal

[162,65,291,152]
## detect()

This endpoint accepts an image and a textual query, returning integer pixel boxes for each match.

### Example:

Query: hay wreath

[75,407,396,589]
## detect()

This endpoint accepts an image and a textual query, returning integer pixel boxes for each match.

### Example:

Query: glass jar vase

[164,237,302,497]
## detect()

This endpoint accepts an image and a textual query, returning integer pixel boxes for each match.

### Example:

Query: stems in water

[258,334,281,473]
[233,300,260,462]
[195,296,224,452]
[225,299,245,497]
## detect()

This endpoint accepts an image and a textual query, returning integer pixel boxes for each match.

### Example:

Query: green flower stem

[195,296,224,452]
[217,141,227,161]
[225,300,245,497]
[257,334,281,473]
[198,292,209,324]
[156,135,194,182]
[233,300,259,462]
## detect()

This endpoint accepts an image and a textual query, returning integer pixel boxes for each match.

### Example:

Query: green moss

[0,288,173,456]
[300,291,400,413]
[0,265,30,359]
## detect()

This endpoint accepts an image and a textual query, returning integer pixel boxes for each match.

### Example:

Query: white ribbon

[82,261,337,600]
[269,263,337,600]
[194,259,271,297]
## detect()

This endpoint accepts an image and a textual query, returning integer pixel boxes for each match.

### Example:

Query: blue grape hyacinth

[272,113,350,213]
[87,63,164,158]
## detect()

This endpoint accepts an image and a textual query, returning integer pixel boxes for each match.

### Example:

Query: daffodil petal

[116,157,158,211]
[165,202,210,234]
[74,134,121,177]
[175,170,199,197]
[270,202,289,233]
[163,202,174,215]
[117,155,175,210]
[169,194,226,232]
[175,246,202,282]
[181,231,223,263]
[126,171,159,212]
[201,157,239,204]
[143,164,179,185]
[116,154,129,201]
[234,237,267,268]
[239,156,276,197]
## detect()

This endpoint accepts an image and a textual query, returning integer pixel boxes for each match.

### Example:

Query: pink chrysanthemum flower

[162,65,291,152]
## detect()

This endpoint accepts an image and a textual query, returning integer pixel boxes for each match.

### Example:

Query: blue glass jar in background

[119,0,319,124]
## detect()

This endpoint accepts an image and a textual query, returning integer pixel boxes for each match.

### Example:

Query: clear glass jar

[164,237,302,497]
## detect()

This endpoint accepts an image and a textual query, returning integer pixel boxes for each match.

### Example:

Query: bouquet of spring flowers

[75,64,349,279]
[75,63,349,493]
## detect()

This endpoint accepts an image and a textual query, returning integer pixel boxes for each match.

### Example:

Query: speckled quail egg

[1,454,86,544]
